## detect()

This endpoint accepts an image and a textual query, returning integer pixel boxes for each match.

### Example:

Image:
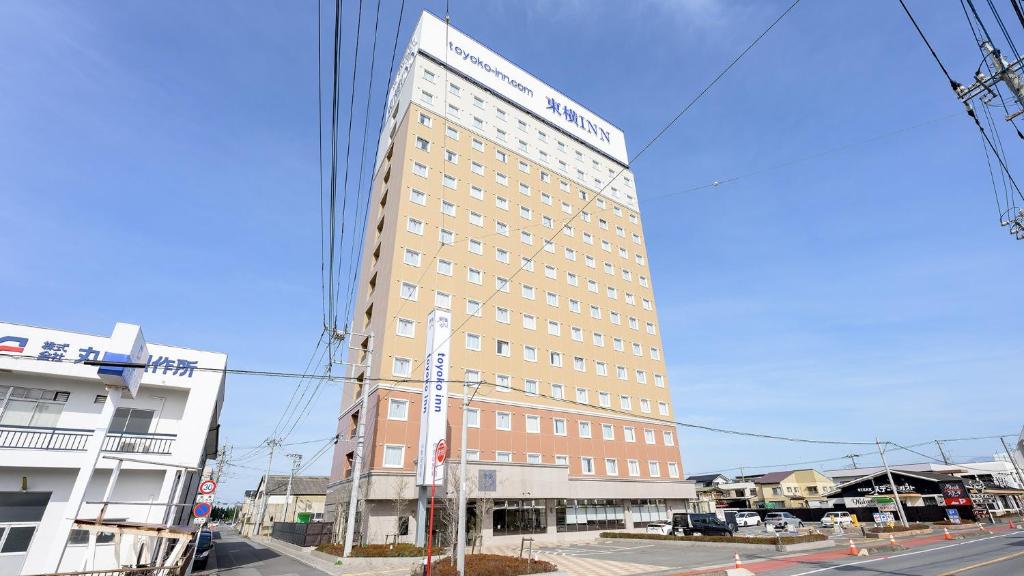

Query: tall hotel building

[326,12,696,545]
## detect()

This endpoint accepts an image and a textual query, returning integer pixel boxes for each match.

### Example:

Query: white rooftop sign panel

[413,12,628,165]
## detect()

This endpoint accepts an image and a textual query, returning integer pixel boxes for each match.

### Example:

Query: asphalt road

[195,525,328,576]
[759,529,1024,575]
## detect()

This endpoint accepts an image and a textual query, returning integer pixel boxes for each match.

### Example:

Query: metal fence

[271,521,333,547]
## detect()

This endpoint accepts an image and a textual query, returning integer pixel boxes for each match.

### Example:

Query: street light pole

[876,439,909,527]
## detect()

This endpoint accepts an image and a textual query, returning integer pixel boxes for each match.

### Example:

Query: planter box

[599,535,834,553]
[865,527,932,538]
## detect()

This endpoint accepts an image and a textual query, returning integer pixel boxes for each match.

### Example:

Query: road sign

[195,494,214,504]
[946,509,962,525]
[193,502,212,518]
[193,516,207,525]
[198,479,217,495]
[435,439,447,466]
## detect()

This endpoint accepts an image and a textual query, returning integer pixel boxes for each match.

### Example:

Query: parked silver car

[763,511,804,530]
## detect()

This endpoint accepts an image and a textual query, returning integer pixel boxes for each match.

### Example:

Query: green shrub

[867,523,930,533]
[599,532,828,544]
[427,554,556,576]
[316,542,424,557]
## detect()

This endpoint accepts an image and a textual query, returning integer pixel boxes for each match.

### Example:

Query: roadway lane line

[939,549,1024,575]
[785,531,1023,576]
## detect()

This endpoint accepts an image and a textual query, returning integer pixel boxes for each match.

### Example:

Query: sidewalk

[250,535,419,576]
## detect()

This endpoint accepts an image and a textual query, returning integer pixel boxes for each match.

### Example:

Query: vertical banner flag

[416,308,451,486]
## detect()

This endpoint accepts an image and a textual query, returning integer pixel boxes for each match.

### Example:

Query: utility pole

[284,453,303,523]
[935,440,951,465]
[255,438,281,537]
[876,439,909,527]
[456,380,472,575]
[999,436,1024,489]
[214,445,229,483]
[340,330,374,557]
[844,454,860,469]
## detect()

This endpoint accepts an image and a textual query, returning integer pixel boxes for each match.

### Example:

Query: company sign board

[843,497,877,508]
[96,323,149,398]
[412,12,628,165]
[416,308,451,486]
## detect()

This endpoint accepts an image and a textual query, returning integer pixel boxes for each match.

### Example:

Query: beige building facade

[753,470,835,509]
[326,11,695,547]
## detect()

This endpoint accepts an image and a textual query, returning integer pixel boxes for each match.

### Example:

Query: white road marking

[786,531,1023,576]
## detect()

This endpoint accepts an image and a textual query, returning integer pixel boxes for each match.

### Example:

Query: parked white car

[645,522,673,535]
[735,512,761,527]
[820,511,853,528]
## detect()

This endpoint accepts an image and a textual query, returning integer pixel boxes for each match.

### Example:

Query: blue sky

[2,0,1022,501]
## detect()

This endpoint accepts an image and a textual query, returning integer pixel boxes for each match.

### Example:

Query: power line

[405,0,805,381]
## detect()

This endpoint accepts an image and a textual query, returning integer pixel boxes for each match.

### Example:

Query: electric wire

[405,0,805,382]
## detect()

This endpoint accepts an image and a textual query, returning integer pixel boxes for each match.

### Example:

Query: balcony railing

[0,424,91,451]
[0,425,176,455]
[102,431,176,455]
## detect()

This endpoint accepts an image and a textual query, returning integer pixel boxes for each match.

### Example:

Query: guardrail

[0,425,176,455]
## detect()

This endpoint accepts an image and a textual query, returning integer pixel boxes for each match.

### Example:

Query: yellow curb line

[939,549,1024,575]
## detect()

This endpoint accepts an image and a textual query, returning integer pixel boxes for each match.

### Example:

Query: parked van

[671,513,735,536]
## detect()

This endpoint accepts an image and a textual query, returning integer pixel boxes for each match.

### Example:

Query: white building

[0,322,225,575]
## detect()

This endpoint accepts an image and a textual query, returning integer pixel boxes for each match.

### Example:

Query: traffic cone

[888,533,897,545]
[944,528,953,540]
[734,553,743,569]
[1010,519,1017,529]
[848,539,859,555]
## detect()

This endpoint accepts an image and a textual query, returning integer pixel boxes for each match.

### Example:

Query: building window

[435,291,451,308]
[578,421,592,438]
[526,415,541,433]
[399,282,418,301]
[628,460,641,477]
[658,402,669,416]
[648,461,661,478]
[575,388,589,404]
[553,418,567,435]
[410,188,427,205]
[527,453,542,464]
[667,463,680,478]
[396,318,415,337]
[598,391,610,407]
[466,408,480,428]
[495,374,511,392]
[465,333,481,351]
[619,395,632,410]
[580,457,595,475]
[523,346,537,362]
[524,379,538,395]
[419,112,432,126]
[640,399,651,413]
[403,249,421,266]
[624,427,636,442]
[605,459,619,476]
[0,389,68,427]
[437,259,453,275]
[601,424,614,440]
[663,431,675,446]
[387,399,409,421]
[644,429,656,444]
[496,451,512,462]
[412,162,428,178]
[496,412,511,431]
[383,445,405,468]
[392,357,412,377]
[406,218,424,235]
[551,383,564,400]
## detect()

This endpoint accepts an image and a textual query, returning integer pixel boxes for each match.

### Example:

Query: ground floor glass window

[492,500,546,536]
[555,499,625,532]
